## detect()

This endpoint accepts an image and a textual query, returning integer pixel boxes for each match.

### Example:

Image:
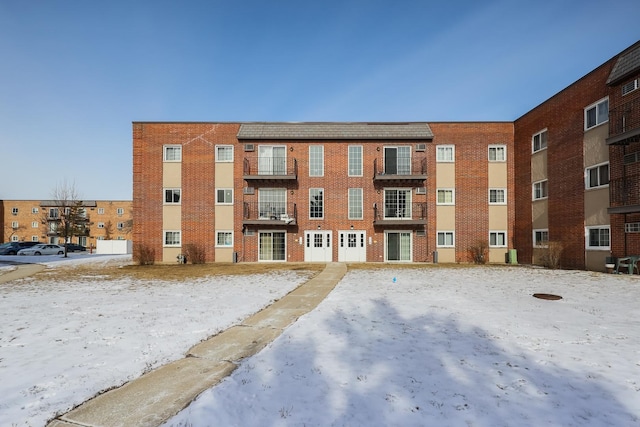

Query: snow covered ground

[1,256,640,427]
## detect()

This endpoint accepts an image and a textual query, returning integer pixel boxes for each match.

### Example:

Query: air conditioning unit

[244,144,255,152]
[415,187,427,194]
[243,187,255,195]
[415,143,426,152]
[624,152,639,165]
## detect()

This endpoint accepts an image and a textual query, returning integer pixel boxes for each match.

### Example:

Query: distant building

[0,200,132,248]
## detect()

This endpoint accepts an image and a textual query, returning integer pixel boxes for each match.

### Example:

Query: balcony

[373,202,427,227]
[243,156,298,181]
[609,175,640,214]
[607,98,640,145]
[373,158,426,183]
[242,202,297,226]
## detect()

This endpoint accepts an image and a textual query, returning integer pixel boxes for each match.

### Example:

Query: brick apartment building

[133,40,640,270]
[1,200,132,248]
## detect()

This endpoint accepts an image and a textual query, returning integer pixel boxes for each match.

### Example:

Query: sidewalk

[0,263,46,284]
[47,262,347,427]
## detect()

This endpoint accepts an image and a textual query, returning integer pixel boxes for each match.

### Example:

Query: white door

[338,231,367,262]
[304,231,332,262]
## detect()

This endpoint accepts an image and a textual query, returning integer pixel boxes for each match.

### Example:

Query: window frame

[32,207,39,214]
[532,129,548,153]
[488,145,506,162]
[216,188,234,205]
[533,179,548,200]
[384,188,412,219]
[309,145,324,177]
[11,207,18,215]
[584,97,609,131]
[215,231,234,247]
[489,231,507,247]
[164,230,181,247]
[348,145,363,177]
[163,145,182,162]
[436,188,455,205]
[164,188,182,205]
[348,188,363,220]
[489,188,507,205]
[309,188,324,219]
[215,145,234,162]
[97,222,105,229]
[32,221,39,228]
[533,229,549,248]
[586,226,610,250]
[437,231,455,248]
[585,162,609,189]
[436,145,455,163]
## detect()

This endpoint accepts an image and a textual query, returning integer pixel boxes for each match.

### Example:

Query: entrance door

[304,231,332,262]
[338,231,366,262]
[386,231,412,261]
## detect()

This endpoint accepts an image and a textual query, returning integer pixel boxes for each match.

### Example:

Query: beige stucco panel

[584,187,610,226]
[488,163,507,187]
[163,205,182,229]
[585,250,610,273]
[488,248,508,264]
[488,205,508,230]
[215,163,234,187]
[583,124,609,167]
[532,199,548,229]
[436,206,456,229]
[162,247,182,263]
[163,163,181,187]
[215,247,234,262]
[436,248,456,263]
[531,150,547,182]
[215,206,234,229]
[436,163,455,187]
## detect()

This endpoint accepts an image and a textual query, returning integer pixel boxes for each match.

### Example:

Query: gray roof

[39,200,97,207]
[237,122,434,140]
[607,43,640,85]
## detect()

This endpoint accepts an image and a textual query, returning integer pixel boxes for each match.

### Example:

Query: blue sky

[1,0,638,200]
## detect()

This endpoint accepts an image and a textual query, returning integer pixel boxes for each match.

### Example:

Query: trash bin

[432,251,438,264]
[508,249,518,265]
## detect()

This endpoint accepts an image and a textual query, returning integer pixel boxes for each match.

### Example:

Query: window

[98,208,104,215]
[532,130,548,153]
[533,180,548,200]
[533,229,549,248]
[96,222,105,229]
[216,188,233,204]
[258,145,286,175]
[585,98,609,130]
[258,189,286,219]
[11,207,18,215]
[32,221,38,228]
[586,163,609,188]
[11,236,18,242]
[117,208,124,216]
[117,222,125,229]
[216,231,233,247]
[259,231,286,261]
[384,189,411,218]
[386,232,412,261]
[165,189,181,204]
[488,145,506,162]
[489,231,507,247]
[31,236,39,242]
[216,145,234,162]
[436,145,454,162]
[384,146,411,174]
[587,226,610,250]
[164,145,182,162]
[348,146,363,176]
[164,230,181,246]
[309,146,324,177]
[437,231,454,247]
[32,207,39,214]
[49,208,59,219]
[437,188,455,205]
[309,188,324,219]
[489,188,506,204]
[625,222,640,233]
[11,221,18,228]
[348,188,363,220]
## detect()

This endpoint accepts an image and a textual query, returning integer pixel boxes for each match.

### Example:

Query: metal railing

[243,202,297,223]
[373,202,427,221]
[610,174,640,207]
[243,156,298,178]
[373,157,426,178]
[609,98,640,138]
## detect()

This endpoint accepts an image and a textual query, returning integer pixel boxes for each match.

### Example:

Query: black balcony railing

[373,202,427,226]
[243,202,297,225]
[373,157,427,181]
[610,174,640,209]
[243,156,298,180]
[608,98,640,144]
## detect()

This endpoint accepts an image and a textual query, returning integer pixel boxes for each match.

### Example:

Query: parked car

[17,244,65,256]
[0,241,41,255]
[65,243,86,252]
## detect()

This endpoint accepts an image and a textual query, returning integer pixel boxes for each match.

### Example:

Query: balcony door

[386,231,411,261]
[384,146,411,175]
[258,145,286,175]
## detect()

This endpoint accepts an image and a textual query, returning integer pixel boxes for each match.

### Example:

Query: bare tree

[41,181,88,257]
[104,220,114,240]
[3,222,26,242]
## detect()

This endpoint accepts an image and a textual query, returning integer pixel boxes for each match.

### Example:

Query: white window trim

[348,145,363,177]
[584,97,609,131]
[258,230,287,262]
[163,145,182,162]
[164,188,181,205]
[215,145,234,162]
[585,162,609,189]
[384,231,413,262]
[489,188,507,205]
[436,145,455,163]
[97,208,105,215]
[215,230,234,247]
[586,225,610,250]
[533,179,548,201]
[11,221,19,228]
[532,129,548,153]
[348,188,363,220]
[436,188,455,205]
[436,231,455,248]
[309,188,324,220]
[32,221,38,228]
[163,230,181,247]
[533,229,549,248]
[216,188,234,205]
[488,144,507,162]
[489,231,507,248]
[32,207,39,214]
[309,145,324,177]
[97,222,105,229]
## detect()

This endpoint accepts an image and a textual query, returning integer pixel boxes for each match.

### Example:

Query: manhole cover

[533,293,562,300]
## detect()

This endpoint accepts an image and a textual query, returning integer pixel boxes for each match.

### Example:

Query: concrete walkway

[47,262,347,427]
[0,263,46,284]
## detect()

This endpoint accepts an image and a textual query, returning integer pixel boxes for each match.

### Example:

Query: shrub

[133,243,155,265]
[468,240,489,264]
[183,243,206,264]
[540,241,563,269]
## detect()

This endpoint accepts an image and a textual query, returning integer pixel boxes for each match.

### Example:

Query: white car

[17,244,65,256]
